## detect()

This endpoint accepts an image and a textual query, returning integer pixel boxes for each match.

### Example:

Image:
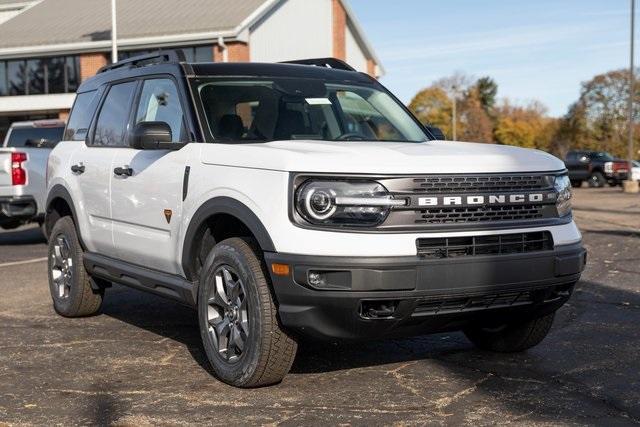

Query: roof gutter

[0,29,238,59]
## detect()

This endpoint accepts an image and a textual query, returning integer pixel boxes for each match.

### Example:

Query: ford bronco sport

[45,51,586,387]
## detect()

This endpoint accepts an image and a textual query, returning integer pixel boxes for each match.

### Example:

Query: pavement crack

[433,373,492,412]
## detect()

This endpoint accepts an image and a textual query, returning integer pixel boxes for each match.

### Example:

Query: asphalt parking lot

[1,187,639,425]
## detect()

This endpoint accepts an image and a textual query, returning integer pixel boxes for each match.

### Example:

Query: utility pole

[111,0,118,63]
[625,0,639,192]
[451,85,457,141]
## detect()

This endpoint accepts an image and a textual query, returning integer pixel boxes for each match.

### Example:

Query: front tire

[464,312,555,352]
[588,172,605,188]
[198,238,297,387]
[47,216,103,317]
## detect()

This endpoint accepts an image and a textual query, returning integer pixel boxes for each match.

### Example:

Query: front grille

[376,173,560,229]
[411,283,572,317]
[413,290,534,316]
[408,174,550,194]
[415,204,545,224]
[416,231,553,258]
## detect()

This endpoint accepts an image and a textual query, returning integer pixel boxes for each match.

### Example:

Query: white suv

[45,52,586,387]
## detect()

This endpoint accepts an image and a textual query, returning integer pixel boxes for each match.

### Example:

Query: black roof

[78,54,375,93]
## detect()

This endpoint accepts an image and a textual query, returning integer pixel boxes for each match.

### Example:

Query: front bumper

[265,242,586,340]
[0,195,38,224]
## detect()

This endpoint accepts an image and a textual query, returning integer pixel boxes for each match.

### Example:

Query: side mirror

[425,126,446,140]
[131,121,173,150]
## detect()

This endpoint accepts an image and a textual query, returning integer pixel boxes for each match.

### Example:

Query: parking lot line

[0,257,48,268]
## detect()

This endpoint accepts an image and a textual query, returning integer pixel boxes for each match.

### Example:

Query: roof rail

[97,49,186,74]
[280,58,356,72]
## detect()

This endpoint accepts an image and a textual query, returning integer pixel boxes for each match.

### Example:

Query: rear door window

[65,90,101,141]
[5,127,64,147]
[92,81,137,147]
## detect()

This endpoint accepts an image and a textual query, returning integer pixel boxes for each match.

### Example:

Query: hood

[201,140,566,174]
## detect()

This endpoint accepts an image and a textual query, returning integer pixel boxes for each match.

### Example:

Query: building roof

[0,0,269,53]
[0,0,383,74]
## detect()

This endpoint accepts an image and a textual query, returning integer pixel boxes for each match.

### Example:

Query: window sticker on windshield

[305,98,332,105]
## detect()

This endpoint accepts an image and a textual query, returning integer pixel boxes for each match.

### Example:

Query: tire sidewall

[47,217,83,315]
[589,172,605,188]
[198,240,265,386]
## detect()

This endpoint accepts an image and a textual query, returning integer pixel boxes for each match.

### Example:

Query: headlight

[295,180,406,227]
[554,175,572,217]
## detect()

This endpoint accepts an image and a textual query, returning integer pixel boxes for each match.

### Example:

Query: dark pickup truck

[565,150,629,188]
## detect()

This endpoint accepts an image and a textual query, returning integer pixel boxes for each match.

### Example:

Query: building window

[120,45,214,63]
[0,55,80,97]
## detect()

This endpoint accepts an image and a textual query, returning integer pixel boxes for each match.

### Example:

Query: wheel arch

[181,197,276,282]
[45,185,80,242]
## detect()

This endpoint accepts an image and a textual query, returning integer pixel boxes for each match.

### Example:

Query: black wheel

[47,216,103,317]
[570,180,582,188]
[588,172,605,188]
[198,238,297,388]
[464,312,555,353]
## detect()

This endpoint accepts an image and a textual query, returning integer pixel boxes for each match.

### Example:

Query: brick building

[0,0,383,140]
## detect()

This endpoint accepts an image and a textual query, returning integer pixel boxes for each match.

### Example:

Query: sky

[348,0,634,117]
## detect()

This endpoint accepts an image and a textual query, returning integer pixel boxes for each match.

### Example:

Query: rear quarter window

[5,126,65,147]
[64,90,100,141]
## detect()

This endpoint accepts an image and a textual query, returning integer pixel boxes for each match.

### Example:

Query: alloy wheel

[51,234,73,299]
[206,265,249,363]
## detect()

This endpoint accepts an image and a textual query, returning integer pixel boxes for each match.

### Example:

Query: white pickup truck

[0,120,65,231]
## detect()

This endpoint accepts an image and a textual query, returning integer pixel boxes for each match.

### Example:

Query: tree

[474,76,498,114]
[494,100,557,151]
[408,86,453,137]
[559,68,640,158]
[409,73,494,142]
[458,87,493,143]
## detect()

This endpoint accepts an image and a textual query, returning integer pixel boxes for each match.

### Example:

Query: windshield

[5,126,64,147]
[592,152,614,161]
[195,78,428,143]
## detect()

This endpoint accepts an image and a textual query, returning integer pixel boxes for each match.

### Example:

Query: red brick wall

[79,53,108,81]
[332,0,346,60]
[227,42,250,62]
[367,59,376,78]
[213,44,224,62]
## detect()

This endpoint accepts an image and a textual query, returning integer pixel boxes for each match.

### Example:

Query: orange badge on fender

[164,209,172,224]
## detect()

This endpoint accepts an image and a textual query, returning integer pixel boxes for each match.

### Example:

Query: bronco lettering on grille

[417,192,554,207]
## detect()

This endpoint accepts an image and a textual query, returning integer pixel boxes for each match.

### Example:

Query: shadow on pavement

[0,226,46,245]
[96,277,640,422]
[582,229,640,239]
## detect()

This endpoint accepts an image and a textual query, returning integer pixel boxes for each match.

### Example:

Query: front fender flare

[181,197,276,280]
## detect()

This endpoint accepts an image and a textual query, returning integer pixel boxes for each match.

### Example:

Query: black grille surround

[416,231,554,259]
[378,172,565,231]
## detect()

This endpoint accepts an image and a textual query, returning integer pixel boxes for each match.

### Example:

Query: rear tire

[588,172,605,188]
[198,238,297,387]
[464,313,555,353]
[47,216,103,317]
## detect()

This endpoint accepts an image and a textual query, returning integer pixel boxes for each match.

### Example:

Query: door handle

[113,166,133,177]
[70,164,85,174]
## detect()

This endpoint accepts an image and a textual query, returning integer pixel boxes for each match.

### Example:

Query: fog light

[308,271,326,288]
